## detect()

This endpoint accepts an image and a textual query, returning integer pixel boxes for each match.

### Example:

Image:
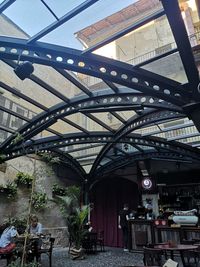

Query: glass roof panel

[69,144,103,158]
[66,113,111,132]
[49,119,82,134]
[141,52,188,83]
[116,110,136,121]
[88,112,122,130]
[3,0,55,37]
[33,66,85,99]
[3,0,136,49]
[0,61,63,109]
[0,131,11,144]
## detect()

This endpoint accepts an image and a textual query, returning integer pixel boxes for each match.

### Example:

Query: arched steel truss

[1,0,200,183]
[0,36,192,106]
[0,88,181,151]
[93,151,197,179]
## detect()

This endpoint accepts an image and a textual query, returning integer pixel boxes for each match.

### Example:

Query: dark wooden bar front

[129,220,200,251]
[128,220,155,250]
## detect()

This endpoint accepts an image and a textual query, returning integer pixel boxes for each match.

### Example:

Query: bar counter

[128,219,200,251]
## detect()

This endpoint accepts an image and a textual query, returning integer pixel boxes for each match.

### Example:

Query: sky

[2,0,136,49]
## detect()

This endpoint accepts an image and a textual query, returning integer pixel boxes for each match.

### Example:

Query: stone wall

[0,155,80,247]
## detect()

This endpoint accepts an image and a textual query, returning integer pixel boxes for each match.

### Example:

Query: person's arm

[118,215,121,229]
[36,223,42,235]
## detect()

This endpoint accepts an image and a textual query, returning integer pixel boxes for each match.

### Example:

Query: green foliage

[39,152,60,164]
[0,182,17,199]
[67,206,89,249]
[8,258,39,267]
[11,132,24,145]
[4,216,27,234]
[0,154,6,164]
[52,183,66,196]
[65,185,81,200]
[31,192,48,211]
[16,172,33,186]
[16,172,33,187]
[55,185,89,249]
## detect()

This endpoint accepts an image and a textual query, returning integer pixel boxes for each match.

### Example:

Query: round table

[154,244,198,266]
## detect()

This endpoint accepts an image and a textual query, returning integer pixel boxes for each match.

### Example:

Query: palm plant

[55,186,89,250]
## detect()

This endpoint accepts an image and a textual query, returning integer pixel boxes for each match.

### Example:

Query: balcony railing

[82,31,200,87]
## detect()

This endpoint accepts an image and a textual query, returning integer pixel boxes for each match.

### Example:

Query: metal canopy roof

[0,0,200,185]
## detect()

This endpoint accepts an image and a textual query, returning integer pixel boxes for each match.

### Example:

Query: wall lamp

[14,61,34,80]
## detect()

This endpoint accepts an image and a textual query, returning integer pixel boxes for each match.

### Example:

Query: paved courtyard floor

[0,247,182,267]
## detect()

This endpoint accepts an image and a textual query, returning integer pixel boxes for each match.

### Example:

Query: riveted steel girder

[0,89,180,150]
[161,0,199,98]
[93,151,197,180]
[4,132,200,163]
[0,36,191,105]
[90,110,185,174]
[49,149,86,180]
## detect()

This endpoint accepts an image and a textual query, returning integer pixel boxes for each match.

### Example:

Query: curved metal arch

[90,109,185,174]
[0,89,181,151]
[0,36,191,105]
[5,132,200,163]
[49,149,86,180]
[92,151,197,182]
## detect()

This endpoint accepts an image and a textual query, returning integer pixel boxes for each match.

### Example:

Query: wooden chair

[181,250,199,267]
[96,230,105,252]
[143,246,165,266]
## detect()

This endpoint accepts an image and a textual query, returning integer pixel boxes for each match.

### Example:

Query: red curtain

[90,177,139,247]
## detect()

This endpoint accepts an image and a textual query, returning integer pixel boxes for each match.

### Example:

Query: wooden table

[14,234,40,261]
[154,244,198,266]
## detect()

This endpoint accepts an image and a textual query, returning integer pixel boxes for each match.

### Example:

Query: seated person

[0,223,18,250]
[28,215,43,262]
[29,215,42,236]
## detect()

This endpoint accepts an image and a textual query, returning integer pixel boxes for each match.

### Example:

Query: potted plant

[0,182,17,199]
[52,183,66,196]
[16,172,33,188]
[55,186,89,260]
[31,192,47,211]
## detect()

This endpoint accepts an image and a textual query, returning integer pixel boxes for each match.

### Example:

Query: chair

[181,250,198,267]
[143,246,165,266]
[36,235,55,267]
[0,243,16,266]
[96,230,105,252]
[82,232,97,253]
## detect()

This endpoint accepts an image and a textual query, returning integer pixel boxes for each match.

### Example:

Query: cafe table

[154,243,198,266]
[14,234,40,261]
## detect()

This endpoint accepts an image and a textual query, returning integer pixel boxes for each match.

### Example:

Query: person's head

[30,214,39,228]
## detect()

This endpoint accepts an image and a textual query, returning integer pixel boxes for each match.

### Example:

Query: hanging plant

[16,172,33,187]
[0,182,17,199]
[52,183,67,196]
[4,216,27,234]
[38,152,60,164]
[31,192,48,211]
[0,154,6,164]
[11,132,24,145]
